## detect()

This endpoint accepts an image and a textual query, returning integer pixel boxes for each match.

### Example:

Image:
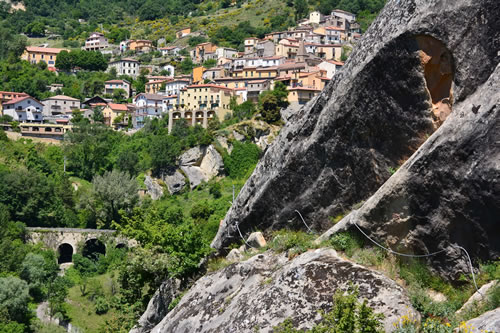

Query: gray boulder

[181,166,206,189]
[179,146,205,166]
[151,249,418,333]
[162,170,186,195]
[199,145,224,180]
[144,176,163,200]
[211,0,500,279]
[462,307,500,332]
[130,278,180,333]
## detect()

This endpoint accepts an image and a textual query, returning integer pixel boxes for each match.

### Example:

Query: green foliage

[90,169,139,228]
[0,276,30,323]
[180,57,195,74]
[223,141,260,179]
[188,36,208,47]
[210,21,269,50]
[203,58,217,69]
[95,296,110,314]
[259,81,288,124]
[56,50,108,72]
[330,232,364,256]
[274,286,383,333]
[0,321,26,333]
[269,230,316,255]
[232,100,256,121]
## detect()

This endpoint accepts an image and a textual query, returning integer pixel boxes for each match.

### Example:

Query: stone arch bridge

[26,227,136,264]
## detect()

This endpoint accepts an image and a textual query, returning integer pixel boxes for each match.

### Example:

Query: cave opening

[82,239,106,261]
[58,243,74,264]
[416,35,454,125]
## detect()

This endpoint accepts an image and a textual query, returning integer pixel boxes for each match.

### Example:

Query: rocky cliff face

[150,249,418,333]
[212,0,500,278]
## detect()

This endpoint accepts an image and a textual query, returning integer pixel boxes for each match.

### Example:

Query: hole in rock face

[416,36,454,124]
[82,239,106,261]
[58,243,73,264]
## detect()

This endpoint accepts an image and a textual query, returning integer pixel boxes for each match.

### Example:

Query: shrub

[330,232,364,256]
[223,141,260,179]
[269,230,316,256]
[274,285,383,333]
[95,296,110,314]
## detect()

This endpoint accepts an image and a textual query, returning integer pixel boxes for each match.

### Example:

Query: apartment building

[42,95,81,116]
[2,95,44,123]
[169,84,240,131]
[83,32,109,51]
[108,58,139,78]
[128,40,153,53]
[134,93,165,127]
[164,79,190,97]
[104,80,132,99]
[21,47,68,69]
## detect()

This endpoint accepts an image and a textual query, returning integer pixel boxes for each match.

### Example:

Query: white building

[164,79,190,97]
[108,58,140,78]
[134,93,165,127]
[309,11,325,24]
[3,96,44,123]
[318,60,344,79]
[162,64,175,77]
[215,47,238,60]
[83,32,109,51]
[104,80,132,99]
[159,46,182,57]
[42,95,81,116]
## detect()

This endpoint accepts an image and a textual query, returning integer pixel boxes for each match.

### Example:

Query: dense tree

[294,0,309,20]
[0,277,30,323]
[91,169,139,228]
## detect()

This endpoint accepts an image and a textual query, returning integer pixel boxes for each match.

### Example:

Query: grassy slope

[65,272,119,332]
[130,0,288,42]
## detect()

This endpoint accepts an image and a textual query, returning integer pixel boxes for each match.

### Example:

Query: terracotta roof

[278,62,306,70]
[325,26,345,31]
[4,95,43,106]
[45,95,80,101]
[25,46,67,54]
[105,79,130,84]
[325,60,344,65]
[0,91,28,97]
[108,103,128,111]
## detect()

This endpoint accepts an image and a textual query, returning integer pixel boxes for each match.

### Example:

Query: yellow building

[128,40,153,52]
[169,84,241,132]
[287,87,321,105]
[21,46,69,69]
[102,103,133,128]
[192,66,206,83]
[145,80,168,94]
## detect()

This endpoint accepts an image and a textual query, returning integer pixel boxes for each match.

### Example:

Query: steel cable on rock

[351,212,482,296]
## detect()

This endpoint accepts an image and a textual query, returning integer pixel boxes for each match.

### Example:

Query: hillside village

[0,8,359,138]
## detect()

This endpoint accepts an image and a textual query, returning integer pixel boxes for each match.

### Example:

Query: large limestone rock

[462,307,500,332]
[212,0,500,279]
[181,165,206,189]
[180,145,224,189]
[151,249,417,333]
[179,146,205,166]
[162,170,186,195]
[199,145,224,180]
[144,176,163,200]
[130,278,180,333]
